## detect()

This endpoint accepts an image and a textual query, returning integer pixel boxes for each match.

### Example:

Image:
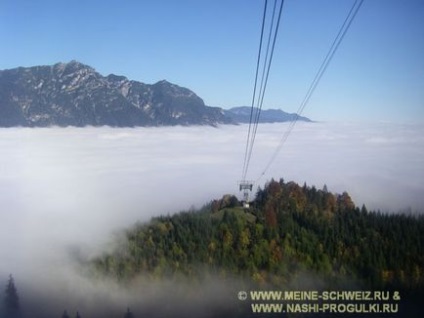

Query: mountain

[0,61,312,127]
[91,178,424,316]
[0,61,232,127]
[92,179,424,289]
[224,106,312,123]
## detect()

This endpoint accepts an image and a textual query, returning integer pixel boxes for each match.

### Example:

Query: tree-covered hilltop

[91,179,424,291]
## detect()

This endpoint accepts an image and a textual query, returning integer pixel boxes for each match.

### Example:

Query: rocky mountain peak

[0,61,232,127]
[0,61,311,127]
[106,74,129,83]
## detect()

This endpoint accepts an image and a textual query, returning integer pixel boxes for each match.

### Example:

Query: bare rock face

[0,61,233,127]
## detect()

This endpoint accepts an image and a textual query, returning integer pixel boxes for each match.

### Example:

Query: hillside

[92,179,424,291]
[88,179,424,316]
[0,62,312,127]
[0,61,232,127]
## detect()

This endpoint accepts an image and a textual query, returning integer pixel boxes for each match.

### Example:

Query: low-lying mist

[0,122,423,317]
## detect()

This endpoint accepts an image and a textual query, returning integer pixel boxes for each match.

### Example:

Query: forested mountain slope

[92,179,424,292]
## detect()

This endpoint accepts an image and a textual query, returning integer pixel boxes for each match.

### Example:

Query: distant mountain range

[224,106,311,123]
[0,61,311,127]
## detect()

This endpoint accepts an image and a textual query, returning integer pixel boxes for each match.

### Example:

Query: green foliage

[92,180,424,292]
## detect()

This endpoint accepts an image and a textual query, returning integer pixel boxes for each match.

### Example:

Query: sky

[0,122,423,315]
[0,0,423,122]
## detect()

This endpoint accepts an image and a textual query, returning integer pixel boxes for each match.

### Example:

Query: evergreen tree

[4,274,20,317]
[62,310,70,318]
[124,307,134,318]
[75,311,81,318]
[322,184,328,193]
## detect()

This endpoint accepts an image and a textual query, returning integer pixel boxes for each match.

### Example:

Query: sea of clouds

[0,121,423,316]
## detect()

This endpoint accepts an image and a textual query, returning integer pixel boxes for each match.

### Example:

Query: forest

[5,179,423,317]
[92,178,424,294]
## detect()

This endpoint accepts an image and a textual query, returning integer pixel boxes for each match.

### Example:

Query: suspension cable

[242,0,285,181]
[257,0,364,182]
[241,0,268,182]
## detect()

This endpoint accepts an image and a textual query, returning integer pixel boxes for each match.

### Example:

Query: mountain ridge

[0,61,311,127]
[224,106,312,123]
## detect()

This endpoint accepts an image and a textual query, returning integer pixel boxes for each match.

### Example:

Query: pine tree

[322,184,328,193]
[4,274,20,317]
[124,307,134,318]
[62,310,70,318]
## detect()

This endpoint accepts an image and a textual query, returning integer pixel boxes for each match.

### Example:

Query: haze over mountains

[0,61,310,127]
[223,106,311,123]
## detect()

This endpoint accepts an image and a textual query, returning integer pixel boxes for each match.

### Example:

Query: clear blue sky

[0,0,423,122]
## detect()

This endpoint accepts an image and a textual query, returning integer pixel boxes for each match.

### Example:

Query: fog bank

[0,122,423,316]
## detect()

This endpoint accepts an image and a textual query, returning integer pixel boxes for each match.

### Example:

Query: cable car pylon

[239,180,254,208]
